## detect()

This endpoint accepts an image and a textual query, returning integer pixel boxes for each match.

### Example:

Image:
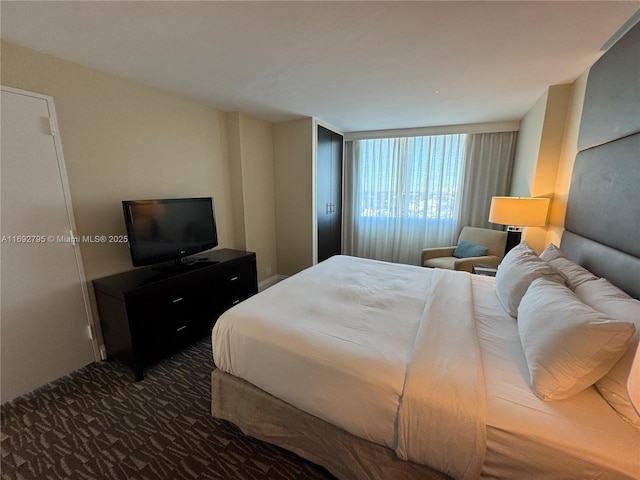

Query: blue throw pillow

[453,240,489,259]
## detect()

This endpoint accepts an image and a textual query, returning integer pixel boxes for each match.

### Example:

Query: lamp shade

[628,343,640,415]
[488,197,550,227]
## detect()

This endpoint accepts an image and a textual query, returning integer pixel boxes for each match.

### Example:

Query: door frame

[1,85,101,362]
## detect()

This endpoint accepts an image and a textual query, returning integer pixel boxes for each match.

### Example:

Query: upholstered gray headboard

[561,19,640,300]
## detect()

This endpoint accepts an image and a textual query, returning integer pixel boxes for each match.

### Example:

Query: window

[344,134,466,264]
[357,135,466,219]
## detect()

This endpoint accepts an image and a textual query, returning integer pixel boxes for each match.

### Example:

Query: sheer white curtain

[343,135,466,265]
[457,131,517,231]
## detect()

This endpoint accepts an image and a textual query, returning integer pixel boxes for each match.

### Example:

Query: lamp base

[505,226,522,255]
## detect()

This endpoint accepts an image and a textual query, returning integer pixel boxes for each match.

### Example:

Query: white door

[1,87,98,403]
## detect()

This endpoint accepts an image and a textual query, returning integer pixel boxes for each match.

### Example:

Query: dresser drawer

[127,284,218,356]
[212,258,258,308]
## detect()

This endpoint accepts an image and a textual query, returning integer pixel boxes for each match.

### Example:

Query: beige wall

[228,112,278,282]
[226,112,247,251]
[510,91,547,198]
[546,70,590,247]
[2,40,282,295]
[532,84,572,198]
[1,41,237,344]
[273,117,314,276]
[1,42,236,279]
[510,83,572,252]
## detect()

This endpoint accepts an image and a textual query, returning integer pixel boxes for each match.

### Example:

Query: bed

[212,253,639,479]
[210,19,640,480]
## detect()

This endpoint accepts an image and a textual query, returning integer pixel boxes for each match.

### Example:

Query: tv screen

[122,197,218,267]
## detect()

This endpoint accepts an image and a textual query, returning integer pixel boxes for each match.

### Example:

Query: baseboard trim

[258,275,288,291]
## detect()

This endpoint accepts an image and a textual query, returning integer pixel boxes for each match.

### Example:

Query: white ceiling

[1,1,638,132]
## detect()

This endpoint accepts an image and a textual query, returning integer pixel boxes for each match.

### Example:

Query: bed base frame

[211,369,451,480]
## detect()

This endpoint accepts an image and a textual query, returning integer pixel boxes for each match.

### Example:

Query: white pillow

[495,242,564,317]
[576,279,640,428]
[518,277,635,401]
[540,243,598,290]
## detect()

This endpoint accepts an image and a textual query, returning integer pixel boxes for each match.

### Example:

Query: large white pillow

[495,242,564,317]
[576,279,640,428]
[518,277,635,401]
[539,243,598,290]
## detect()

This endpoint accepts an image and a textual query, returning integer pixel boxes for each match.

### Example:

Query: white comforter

[213,255,486,479]
[396,265,486,479]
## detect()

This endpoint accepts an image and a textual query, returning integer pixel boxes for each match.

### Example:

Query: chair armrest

[453,255,502,273]
[421,247,456,265]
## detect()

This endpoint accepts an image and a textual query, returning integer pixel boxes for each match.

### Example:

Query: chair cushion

[458,226,507,258]
[423,257,457,270]
[453,241,488,259]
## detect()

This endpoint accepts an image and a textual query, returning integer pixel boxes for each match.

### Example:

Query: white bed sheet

[472,275,640,480]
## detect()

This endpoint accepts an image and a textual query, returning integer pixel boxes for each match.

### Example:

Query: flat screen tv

[122,197,218,267]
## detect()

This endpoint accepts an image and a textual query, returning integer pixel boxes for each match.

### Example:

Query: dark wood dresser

[93,248,257,380]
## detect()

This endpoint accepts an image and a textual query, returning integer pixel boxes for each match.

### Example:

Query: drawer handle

[230,276,239,282]
[176,325,187,332]
[172,297,183,303]
[232,299,240,305]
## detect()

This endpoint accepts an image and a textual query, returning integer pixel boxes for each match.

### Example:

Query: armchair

[421,226,507,273]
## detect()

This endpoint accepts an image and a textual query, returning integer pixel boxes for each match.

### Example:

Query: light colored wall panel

[510,90,547,198]
[1,41,235,280]
[534,84,572,198]
[510,83,571,252]
[273,118,314,276]
[546,70,589,247]
[1,41,235,349]
[226,112,246,251]
[1,88,97,402]
[236,112,278,282]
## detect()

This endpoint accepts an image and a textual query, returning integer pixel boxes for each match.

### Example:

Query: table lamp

[488,196,550,254]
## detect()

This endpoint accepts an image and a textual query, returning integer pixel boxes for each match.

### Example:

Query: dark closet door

[317,125,343,262]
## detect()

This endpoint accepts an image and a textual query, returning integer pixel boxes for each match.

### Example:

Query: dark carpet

[0,338,335,480]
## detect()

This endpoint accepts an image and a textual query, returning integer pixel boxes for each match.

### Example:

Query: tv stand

[93,249,257,381]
